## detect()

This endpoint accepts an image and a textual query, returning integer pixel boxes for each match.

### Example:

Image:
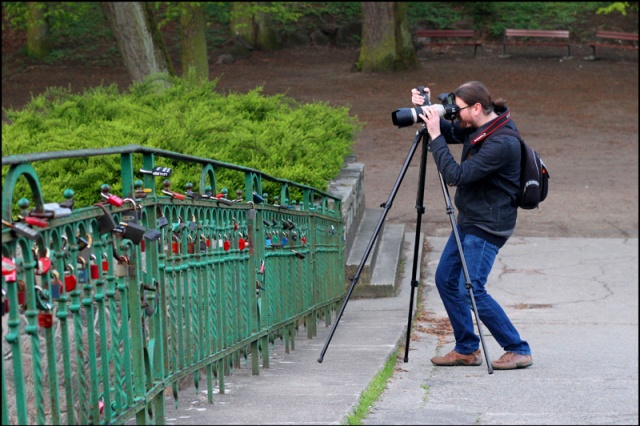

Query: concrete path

[159,236,638,425]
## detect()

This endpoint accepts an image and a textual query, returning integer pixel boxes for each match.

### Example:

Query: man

[411,81,532,370]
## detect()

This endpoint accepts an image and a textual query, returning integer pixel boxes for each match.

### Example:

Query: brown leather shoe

[491,352,533,370]
[431,349,482,366]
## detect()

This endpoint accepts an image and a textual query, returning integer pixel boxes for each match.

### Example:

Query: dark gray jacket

[428,106,520,247]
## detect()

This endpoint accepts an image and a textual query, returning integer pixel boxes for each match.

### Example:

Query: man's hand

[418,106,441,140]
[411,87,429,106]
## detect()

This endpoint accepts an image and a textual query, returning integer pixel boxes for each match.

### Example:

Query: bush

[2,70,361,210]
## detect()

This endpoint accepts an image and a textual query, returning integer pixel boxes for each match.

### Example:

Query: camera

[391,88,461,128]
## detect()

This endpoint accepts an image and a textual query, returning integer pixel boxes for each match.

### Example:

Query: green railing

[1,145,346,425]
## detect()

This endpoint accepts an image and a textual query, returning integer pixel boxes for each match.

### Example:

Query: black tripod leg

[318,128,428,363]
[437,172,494,374]
[403,130,430,362]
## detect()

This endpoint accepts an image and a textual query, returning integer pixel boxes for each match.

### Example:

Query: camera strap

[470,110,512,145]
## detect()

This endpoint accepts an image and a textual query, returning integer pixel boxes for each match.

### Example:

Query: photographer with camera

[411,81,533,370]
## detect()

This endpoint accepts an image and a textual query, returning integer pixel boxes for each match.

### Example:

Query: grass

[343,345,402,425]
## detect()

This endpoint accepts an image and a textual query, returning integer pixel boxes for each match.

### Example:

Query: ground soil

[2,40,638,239]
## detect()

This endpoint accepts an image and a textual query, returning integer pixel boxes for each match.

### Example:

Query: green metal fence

[1,145,346,425]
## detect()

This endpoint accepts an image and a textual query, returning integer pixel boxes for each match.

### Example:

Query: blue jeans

[434,228,531,356]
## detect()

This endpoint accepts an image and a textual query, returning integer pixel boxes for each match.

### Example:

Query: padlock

[232,217,238,231]
[117,221,145,245]
[187,236,195,254]
[184,182,201,199]
[100,184,124,207]
[17,280,26,306]
[114,256,130,278]
[77,256,88,283]
[41,202,72,218]
[50,270,62,299]
[223,237,231,252]
[94,203,117,235]
[34,286,53,311]
[200,234,208,251]
[140,166,172,177]
[281,235,288,246]
[188,214,198,231]
[172,216,186,233]
[34,248,52,275]
[143,229,162,242]
[90,255,100,279]
[76,233,92,251]
[291,250,305,259]
[253,192,265,204]
[171,235,181,254]
[302,235,307,244]
[38,312,54,328]
[2,219,39,241]
[134,180,152,200]
[64,264,78,292]
[156,207,169,229]
[18,215,49,228]
[101,253,110,275]
[161,180,186,200]
[238,234,246,251]
[2,256,16,278]
[121,198,143,224]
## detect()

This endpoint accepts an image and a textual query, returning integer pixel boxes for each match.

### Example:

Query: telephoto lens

[391,104,445,128]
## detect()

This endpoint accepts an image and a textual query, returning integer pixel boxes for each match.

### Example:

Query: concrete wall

[328,156,365,258]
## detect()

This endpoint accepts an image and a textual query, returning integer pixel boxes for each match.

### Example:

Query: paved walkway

[160,236,638,425]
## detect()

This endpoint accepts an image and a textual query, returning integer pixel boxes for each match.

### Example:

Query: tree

[179,3,209,81]
[26,2,49,58]
[356,2,420,72]
[100,2,175,83]
[230,2,278,51]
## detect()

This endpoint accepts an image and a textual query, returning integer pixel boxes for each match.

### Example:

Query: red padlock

[223,240,231,251]
[102,254,110,274]
[238,238,246,251]
[90,255,100,279]
[172,241,180,253]
[38,312,54,328]
[302,236,307,244]
[2,257,16,279]
[101,192,124,207]
[23,216,48,228]
[64,266,77,292]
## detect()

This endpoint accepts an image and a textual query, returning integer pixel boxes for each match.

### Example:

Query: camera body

[391,88,460,128]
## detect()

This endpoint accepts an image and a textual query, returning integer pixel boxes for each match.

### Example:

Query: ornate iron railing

[2,145,345,425]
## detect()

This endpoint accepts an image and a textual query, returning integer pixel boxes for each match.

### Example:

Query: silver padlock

[114,256,130,278]
[42,202,72,218]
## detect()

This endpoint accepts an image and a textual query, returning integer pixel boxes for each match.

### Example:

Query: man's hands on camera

[412,87,441,140]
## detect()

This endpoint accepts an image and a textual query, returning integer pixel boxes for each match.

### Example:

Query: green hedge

[2,71,362,210]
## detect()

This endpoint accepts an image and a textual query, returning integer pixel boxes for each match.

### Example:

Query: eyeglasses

[456,104,474,114]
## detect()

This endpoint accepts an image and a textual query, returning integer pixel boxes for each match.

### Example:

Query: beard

[457,116,475,129]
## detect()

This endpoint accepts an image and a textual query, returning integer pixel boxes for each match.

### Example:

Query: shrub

[2,71,361,210]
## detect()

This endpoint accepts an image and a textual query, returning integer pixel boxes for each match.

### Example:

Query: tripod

[318,126,493,375]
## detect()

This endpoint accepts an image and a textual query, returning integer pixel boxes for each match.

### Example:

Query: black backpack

[500,129,550,210]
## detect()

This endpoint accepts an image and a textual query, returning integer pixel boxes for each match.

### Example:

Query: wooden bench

[590,31,638,57]
[415,29,482,57]
[503,29,571,57]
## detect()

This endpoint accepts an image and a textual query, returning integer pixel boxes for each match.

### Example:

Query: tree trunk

[230,2,279,51]
[356,2,420,72]
[230,2,255,47]
[255,3,278,51]
[180,3,209,81]
[100,2,174,83]
[26,2,49,58]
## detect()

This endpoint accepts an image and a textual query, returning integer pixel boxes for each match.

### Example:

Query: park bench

[415,29,482,57]
[589,30,638,57]
[502,29,571,57]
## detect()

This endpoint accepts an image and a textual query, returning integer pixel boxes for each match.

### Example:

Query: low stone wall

[328,156,365,257]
